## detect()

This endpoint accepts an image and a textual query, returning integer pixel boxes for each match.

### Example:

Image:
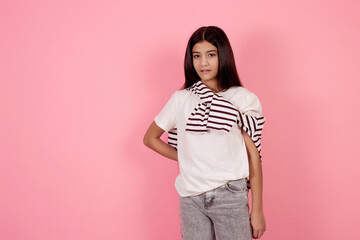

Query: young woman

[143,26,266,240]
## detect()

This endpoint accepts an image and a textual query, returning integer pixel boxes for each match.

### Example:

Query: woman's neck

[200,79,222,93]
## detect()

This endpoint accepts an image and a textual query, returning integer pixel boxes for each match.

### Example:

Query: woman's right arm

[143,121,178,161]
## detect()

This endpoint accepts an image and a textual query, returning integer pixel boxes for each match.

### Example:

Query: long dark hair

[181,26,243,90]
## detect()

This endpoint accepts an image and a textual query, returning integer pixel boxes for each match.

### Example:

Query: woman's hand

[250,209,266,238]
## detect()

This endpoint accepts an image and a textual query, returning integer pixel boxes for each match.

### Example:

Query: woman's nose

[201,58,208,66]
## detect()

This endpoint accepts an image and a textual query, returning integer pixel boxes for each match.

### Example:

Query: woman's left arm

[242,129,266,239]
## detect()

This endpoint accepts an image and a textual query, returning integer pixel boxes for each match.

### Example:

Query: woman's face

[192,40,219,83]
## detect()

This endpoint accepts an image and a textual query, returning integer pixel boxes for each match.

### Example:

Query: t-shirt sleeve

[240,90,263,117]
[154,91,177,132]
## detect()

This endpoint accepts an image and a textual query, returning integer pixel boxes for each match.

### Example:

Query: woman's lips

[201,70,211,73]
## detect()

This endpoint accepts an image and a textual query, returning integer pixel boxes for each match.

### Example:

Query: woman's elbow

[144,121,164,147]
[143,134,151,147]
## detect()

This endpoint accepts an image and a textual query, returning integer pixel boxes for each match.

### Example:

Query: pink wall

[1,0,359,239]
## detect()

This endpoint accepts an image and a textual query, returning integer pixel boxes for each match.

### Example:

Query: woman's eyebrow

[192,50,217,53]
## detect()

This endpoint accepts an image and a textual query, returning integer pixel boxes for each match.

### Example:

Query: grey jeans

[178,178,252,240]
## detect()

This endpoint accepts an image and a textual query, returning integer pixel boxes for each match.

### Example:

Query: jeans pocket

[225,179,247,193]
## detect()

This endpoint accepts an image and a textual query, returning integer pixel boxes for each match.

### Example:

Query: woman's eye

[193,54,215,58]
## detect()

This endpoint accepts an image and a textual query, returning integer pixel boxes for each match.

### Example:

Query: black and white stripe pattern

[237,112,265,158]
[167,129,177,150]
[185,87,239,133]
[168,81,265,158]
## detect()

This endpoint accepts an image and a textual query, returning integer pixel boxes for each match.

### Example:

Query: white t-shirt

[154,86,263,197]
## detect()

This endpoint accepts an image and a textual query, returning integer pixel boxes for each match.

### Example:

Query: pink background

[1,0,359,239]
